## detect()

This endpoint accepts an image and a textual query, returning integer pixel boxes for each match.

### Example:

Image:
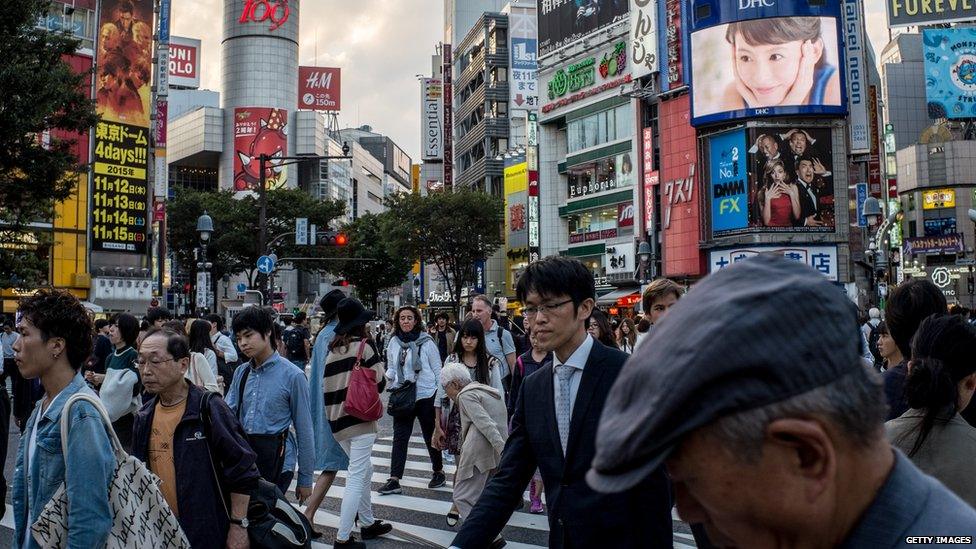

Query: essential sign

[421,78,443,160]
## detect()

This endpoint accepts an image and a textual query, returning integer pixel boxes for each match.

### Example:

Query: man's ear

[765,418,835,503]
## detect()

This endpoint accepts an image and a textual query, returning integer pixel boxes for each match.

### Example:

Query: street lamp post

[196,211,214,316]
[637,240,653,284]
[256,143,352,305]
[862,197,899,306]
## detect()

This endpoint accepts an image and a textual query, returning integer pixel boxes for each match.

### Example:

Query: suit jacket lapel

[565,345,607,464]
[539,364,565,468]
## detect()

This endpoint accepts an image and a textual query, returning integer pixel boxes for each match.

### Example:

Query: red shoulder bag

[343,340,384,421]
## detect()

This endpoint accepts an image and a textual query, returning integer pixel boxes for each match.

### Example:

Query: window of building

[567,152,636,199]
[567,104,631,153]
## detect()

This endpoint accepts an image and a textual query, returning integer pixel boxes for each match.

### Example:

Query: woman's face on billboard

[734,35,809,107]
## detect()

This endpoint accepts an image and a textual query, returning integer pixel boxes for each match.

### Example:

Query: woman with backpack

[323,298,393,548]
[379,305,445,496]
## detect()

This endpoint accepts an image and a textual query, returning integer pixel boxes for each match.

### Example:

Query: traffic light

[334,279,350,287]
[317,230,348,246]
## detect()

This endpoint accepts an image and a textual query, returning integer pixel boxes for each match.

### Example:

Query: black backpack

[283,327,305,359]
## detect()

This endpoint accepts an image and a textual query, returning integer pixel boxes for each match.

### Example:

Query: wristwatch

[230,517,249,528]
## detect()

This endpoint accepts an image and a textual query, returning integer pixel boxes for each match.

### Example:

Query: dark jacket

[453,340,673,549]
[883,361,909,421]
[507,349,552,416]
[132,382,260,549]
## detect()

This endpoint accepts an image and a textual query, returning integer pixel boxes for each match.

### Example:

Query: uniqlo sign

[298,66,341,111]
[168,36,201,89]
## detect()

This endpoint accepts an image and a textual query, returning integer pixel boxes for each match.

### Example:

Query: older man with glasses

[131,328,260,549]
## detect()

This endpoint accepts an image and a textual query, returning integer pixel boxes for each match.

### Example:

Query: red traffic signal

[317,230,348,246]
[335,279,350,287]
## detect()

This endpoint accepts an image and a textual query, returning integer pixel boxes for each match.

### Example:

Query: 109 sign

[240,0,290,31]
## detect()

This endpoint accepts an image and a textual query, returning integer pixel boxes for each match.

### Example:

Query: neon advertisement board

[688,0,846,127]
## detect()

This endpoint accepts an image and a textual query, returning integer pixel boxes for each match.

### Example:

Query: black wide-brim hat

[335,297,375,335]
[319,289,346,319]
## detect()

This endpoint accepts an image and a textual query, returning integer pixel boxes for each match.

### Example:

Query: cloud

[171,0,441,162]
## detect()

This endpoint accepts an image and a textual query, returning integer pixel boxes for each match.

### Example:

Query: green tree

[166,188,346,290]
[0,0,99,288]
[383,188,504,307]
[338,212,413,310]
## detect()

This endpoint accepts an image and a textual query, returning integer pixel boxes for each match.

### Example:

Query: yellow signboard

[922,188,956,210]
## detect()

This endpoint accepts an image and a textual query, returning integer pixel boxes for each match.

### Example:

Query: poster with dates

[91,121,150,253]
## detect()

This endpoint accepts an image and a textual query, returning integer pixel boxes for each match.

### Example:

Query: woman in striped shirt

[323,298,393,548]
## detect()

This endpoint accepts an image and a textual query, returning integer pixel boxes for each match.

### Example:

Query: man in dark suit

[451,256,673,549]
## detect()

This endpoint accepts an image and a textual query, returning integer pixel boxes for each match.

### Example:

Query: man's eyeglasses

[522,299,574,318]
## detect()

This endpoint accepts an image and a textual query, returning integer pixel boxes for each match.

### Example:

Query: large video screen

[538,0,628,57]
[709,125,835,236]
[691,16,844,126]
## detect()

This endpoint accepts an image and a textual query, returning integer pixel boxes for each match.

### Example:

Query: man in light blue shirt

[226,307,314,504]
[470,296,516,387]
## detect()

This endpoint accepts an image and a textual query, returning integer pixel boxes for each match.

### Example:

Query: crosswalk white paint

[0,433,696,548]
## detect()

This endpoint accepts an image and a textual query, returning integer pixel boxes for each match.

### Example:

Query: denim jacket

[12,373,115,549]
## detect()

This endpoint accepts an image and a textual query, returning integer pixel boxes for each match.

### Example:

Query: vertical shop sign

[91,0,153,254]
[630,0,659,79]
[665,0,684,88]
[443,44,453,189]
[843,0,869,154]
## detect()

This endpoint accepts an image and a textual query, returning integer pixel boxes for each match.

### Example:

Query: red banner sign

[298,66,341,111]
[233,107,288,191]
[168,42,197,80]
[618,202,635,227]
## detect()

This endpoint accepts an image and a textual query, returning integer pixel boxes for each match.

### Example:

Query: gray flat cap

[587,254,860,493]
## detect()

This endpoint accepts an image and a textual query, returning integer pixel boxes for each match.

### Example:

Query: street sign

[257,255,276,274]
[310,224,317,244]
[236,282,247,293]
[956,258,976,266]
[296,218,308,245]
[196,272,210,309]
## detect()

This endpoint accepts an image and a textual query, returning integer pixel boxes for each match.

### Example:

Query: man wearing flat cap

[452,256,673,549]
[588,255,976,547]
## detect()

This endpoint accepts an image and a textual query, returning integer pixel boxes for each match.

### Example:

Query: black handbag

[387,344,421,417]
[201,392,312,548]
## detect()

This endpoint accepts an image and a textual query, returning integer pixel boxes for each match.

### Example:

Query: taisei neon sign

[239,0,290,31]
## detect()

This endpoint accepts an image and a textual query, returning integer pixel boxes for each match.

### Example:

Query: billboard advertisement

[541,41,632,115]
[298,66,341,111]
[843,0,869,154]
[745,125,835,233]
[660,95,703,277]
[922,188,956,209]
[708,129,749,234]
[630,0,659,79]
[923,29,976,119]
[422,78,443,160]
[663,0,685,89]
[509,5,539,111]
[538,0,628,57]
[886,0,976,28]
[168,36,200,88]
[233,107,288,191]
[689,1,845,126]
[92,0,153,254]
[709,245,839,281]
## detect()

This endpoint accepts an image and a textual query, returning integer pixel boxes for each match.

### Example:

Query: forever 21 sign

[239,0,290,31]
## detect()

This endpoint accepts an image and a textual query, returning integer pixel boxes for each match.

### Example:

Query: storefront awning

[596,287,640,306]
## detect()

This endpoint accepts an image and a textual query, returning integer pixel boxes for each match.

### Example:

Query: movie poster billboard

[923,28,976,119]
[708,129,749,235]
[744,125,835,233]
[298,66,341,111]
[688,0,845,126]
[92,0,153,254]
[233,107,288,191]
[538,0,628,57]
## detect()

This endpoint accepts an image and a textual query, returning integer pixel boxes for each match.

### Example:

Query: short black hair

[886,278,947,358]
[282,316,293,326]
[435,312,450,321]
[140,319,150,331]
[294,311,307,324]
[17,289,94,370]
[204,313,224,330]
[142,327,191,360]
[94,318,110,331]
[516,255,595,307]
[112,313,140,348]
[232,306,273,338]
[145,306,173,324]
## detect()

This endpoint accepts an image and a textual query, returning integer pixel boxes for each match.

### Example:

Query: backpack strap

[235,366,251,421]
[200,391,231,519]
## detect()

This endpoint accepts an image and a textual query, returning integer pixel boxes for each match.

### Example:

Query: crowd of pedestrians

[2,252,976,548]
